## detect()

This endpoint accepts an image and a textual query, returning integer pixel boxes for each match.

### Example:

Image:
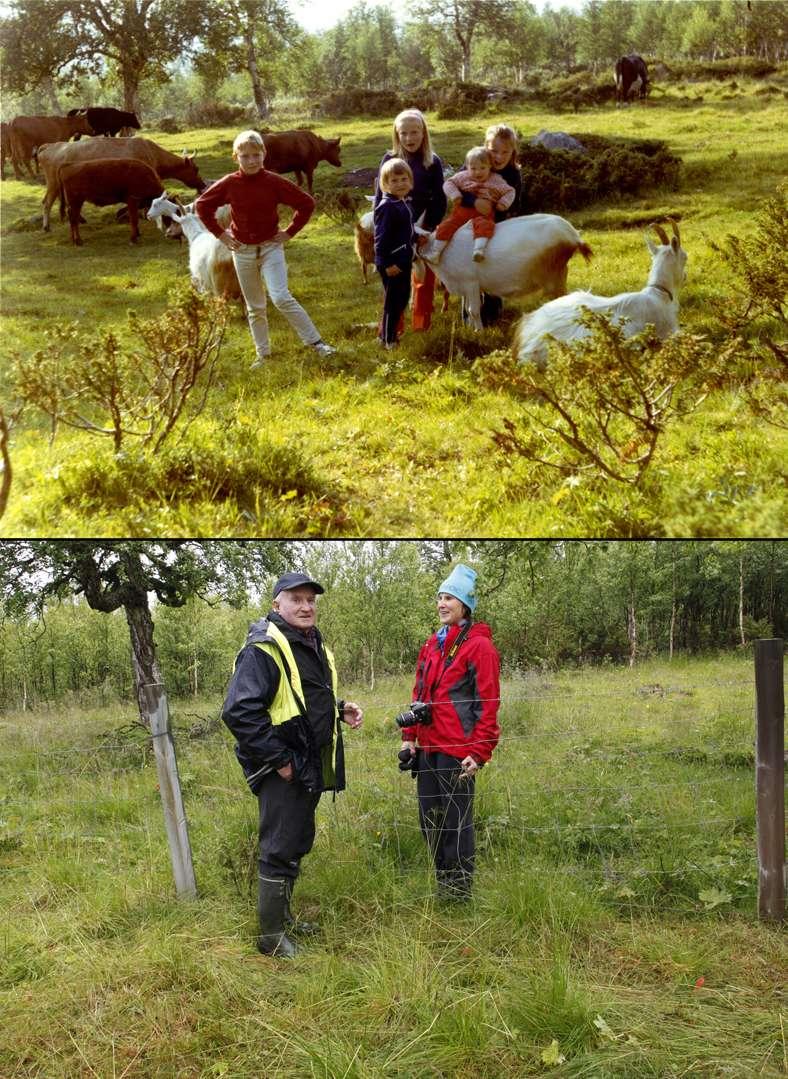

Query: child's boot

[472,237,488,262]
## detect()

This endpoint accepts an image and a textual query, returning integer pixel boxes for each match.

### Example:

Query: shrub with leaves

[486,313,723,486]
[709,184,787,429]
[518,135,681,213]
[11,286,228,453]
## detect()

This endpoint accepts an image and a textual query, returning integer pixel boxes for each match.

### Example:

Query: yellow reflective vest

[251,620,343,791]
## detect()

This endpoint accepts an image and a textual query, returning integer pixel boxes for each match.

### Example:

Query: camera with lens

[393,700,432,729]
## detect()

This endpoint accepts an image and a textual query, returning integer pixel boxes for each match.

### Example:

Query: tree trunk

[246,29,269,120]
[739,553,746,646]
[124,601,164,724]
[627,603,637,668]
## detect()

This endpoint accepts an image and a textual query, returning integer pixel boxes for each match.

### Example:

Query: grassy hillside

[1,653,785,1077]
[1,80,786,536]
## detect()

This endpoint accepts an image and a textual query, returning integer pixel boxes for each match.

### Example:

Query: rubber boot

[436,868,472,903]
[284,877,318,936]
[257,876,297,957]
[472,237,488,263]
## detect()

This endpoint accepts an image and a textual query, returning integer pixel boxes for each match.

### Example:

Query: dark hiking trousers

[257,772,321,880]
[416,750,475,888]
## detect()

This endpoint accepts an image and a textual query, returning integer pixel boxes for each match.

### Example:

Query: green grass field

[1,80,786,536]
[1,653,785,1077]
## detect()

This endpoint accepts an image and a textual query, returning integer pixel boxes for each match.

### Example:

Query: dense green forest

[0,540,783,711]
[2,0,787,121]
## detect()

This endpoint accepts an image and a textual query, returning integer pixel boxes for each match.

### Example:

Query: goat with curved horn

[514,223,688,366]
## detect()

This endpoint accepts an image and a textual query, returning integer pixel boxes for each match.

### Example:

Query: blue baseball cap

[272,572,325,598]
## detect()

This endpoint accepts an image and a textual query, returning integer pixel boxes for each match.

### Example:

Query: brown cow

[36,136,205,231]
[259,129,342,192]
[0,121,10,181]
[9,113,93,179]
[57,158,164,245]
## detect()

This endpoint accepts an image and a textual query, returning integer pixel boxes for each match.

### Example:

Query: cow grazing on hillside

[259,130,342,192]
[8,113,94,179]
[615,54,649,106]
[57,158,164,245]
[37,136,205,231]
[68,107,141,137]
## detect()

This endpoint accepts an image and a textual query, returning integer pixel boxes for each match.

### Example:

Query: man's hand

[277,761,294,782]
[385,265,401,277]
[342,702,363,729]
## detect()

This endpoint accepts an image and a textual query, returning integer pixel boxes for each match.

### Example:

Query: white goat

[416,213,593,330]
[147,194,240,300]
[513,220,687,366]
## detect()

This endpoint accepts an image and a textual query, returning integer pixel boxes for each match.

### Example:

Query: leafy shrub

[518,134,681,212]
[317,88,401,118]
[12,285,227,452]
[184,101,252,128]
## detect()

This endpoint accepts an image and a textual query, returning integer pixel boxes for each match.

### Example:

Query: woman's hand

[474,197,493,216]
[220,229,242,251]
[459,755,479,779]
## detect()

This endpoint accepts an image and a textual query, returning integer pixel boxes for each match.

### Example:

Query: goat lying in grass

[147,194,241,301]
[513,219,687,366]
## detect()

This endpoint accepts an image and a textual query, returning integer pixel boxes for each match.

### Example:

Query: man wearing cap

[222,571,363,957]
[400,563,500,901]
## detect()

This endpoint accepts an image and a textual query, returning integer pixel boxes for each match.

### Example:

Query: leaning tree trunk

[627,603,637,668]
[124,600,164,724]
[245,29,269,120]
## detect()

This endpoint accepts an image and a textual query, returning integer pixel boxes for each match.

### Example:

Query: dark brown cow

[36,136,205,231]
[259,129,342,192]
[67,107,141,137]
[8,113,94,179]
[615,54,649,106]
[57,158,163,245]
[0,121,10,181]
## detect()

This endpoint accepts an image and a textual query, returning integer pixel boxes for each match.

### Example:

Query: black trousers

[416,750,475,883]
[378,266,412,344]
[257,772,321,880]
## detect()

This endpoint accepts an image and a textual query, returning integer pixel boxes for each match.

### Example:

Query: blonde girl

[374,109,446,331]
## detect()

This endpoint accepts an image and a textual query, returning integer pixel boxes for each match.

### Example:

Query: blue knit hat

[438,564,477,612]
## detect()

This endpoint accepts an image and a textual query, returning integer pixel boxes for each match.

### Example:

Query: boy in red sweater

[196,130,335,368]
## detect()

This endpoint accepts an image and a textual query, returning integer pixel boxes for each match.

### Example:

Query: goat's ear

[645,235,658,255]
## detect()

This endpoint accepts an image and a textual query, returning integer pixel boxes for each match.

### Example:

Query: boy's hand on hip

[274,229,291,244]
[220,230,241,251]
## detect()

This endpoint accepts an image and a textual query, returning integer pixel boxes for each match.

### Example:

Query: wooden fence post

[754,638,784,922]
[141,682,197,900]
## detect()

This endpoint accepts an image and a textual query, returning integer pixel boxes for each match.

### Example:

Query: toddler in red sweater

[195,130,334,368]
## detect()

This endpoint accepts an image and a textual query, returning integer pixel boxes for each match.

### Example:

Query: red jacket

[195,168,315,244]
[404,621,500,764]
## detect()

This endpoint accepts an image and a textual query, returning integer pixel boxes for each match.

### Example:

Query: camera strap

[427,622,472,697]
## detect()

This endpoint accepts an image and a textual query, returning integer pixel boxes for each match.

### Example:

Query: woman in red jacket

[400,564,500,901]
